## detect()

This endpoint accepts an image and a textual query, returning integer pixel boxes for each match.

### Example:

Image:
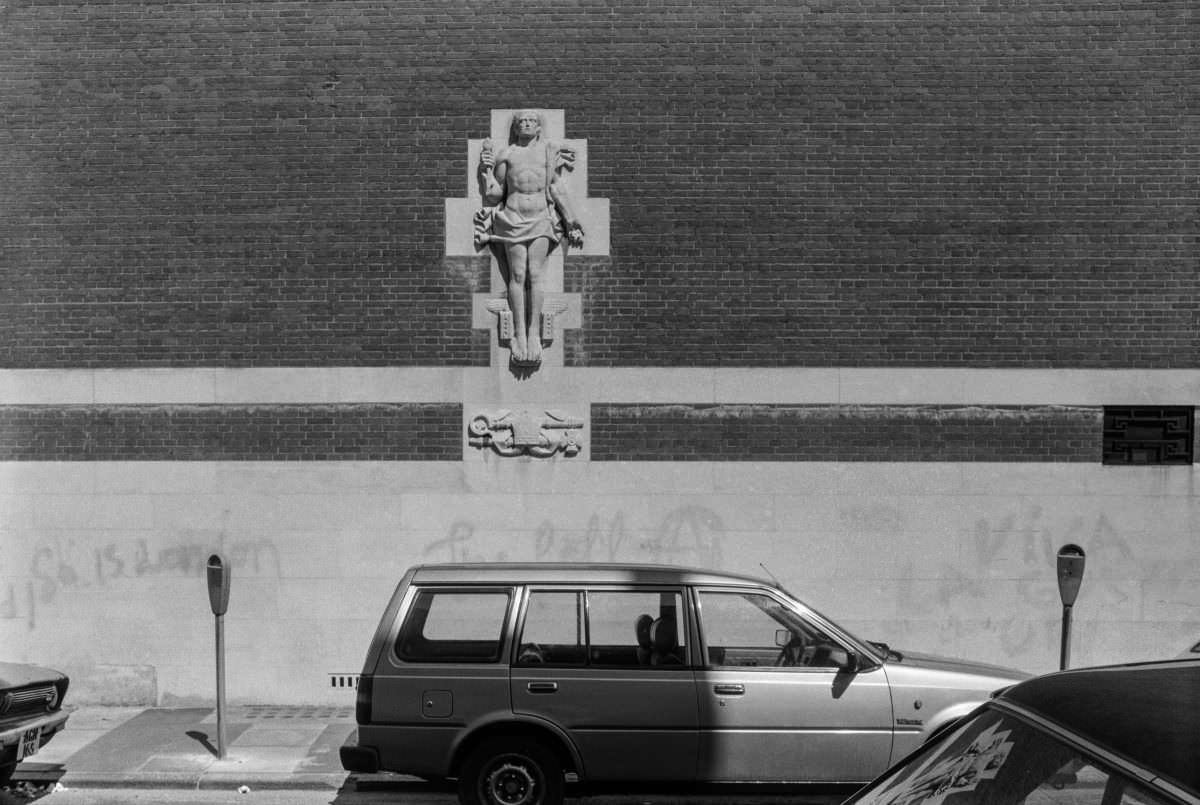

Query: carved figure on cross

[474,110,584,366]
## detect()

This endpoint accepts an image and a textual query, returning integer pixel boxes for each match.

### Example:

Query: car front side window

[698,590,842,669]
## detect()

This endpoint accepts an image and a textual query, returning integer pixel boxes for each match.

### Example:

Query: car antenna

[759,562,782,587]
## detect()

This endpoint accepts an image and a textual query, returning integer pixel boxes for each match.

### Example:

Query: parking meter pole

[215,613,227,759]
[1059,604,1073,671]
[206,554,232,760]
[1055,544,1086,671]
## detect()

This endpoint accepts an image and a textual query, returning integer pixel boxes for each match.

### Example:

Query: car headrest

[651,617,677,651]
[635,614,654,648]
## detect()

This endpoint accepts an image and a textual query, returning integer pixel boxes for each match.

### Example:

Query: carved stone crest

[468,409,584,457]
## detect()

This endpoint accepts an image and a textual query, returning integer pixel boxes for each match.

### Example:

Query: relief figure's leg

[525,238,551,363]
[505,242,530,361]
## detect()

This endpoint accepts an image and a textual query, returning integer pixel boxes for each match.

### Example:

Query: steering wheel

[517,643,545,664]
[774,635,807,667]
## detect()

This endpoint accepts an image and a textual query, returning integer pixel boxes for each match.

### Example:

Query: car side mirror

[827,646,859,673]
[775,629,791,648]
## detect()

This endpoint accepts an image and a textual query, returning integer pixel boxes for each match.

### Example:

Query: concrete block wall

[2,458,1197,705]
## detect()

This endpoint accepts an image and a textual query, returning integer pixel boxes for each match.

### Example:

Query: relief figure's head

[509,109,544,144]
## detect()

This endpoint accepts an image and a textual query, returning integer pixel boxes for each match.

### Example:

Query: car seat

[650,617,682,665]
[635,614,654,665]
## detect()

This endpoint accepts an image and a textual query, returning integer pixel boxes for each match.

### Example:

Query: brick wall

[0,404,462,460]
[0,402,1110,462]
[591,404,1103,461]
[2,0,1195,368]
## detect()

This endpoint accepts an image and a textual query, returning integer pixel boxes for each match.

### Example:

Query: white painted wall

[3,460,1196,705]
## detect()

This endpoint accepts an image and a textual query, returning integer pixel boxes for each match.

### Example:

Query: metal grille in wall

[1102,407,1194,465]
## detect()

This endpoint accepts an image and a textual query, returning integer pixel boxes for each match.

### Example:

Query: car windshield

[846,706,1176,805]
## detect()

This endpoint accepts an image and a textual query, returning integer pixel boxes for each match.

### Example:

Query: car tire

[457,736,564,805]
[0,761,16,787]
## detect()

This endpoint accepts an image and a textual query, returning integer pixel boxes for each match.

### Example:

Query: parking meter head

[1056,543,1086,607]
[206,554,231,616]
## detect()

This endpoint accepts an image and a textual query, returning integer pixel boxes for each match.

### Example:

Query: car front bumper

[0,710,71,753]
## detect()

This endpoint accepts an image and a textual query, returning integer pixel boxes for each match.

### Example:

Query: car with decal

[0,662,70,786]
[341,563,1029,805]
[842,659,1199,805]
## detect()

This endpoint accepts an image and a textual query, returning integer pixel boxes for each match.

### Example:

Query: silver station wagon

[341,563,1029,805]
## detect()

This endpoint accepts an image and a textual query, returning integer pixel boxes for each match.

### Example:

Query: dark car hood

[0,661,66,688]
[886,649,1031,680]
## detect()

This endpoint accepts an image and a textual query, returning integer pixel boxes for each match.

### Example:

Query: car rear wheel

[0,761,16,787]
[457,736,564,805]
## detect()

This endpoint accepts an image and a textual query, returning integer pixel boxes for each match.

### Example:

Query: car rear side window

[516,589,687,667]
[395,588,511,663]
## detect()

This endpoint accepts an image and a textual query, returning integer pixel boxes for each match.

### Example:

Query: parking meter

[1056,544,1086,608]
[1056,544,1086,669]
[206,554,231,616]
[205,554,230,757]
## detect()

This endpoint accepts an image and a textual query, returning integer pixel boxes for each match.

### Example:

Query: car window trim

[514,583,694,668]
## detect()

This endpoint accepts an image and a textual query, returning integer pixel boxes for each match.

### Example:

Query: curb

[16,771,352,792]
[15,770,442,793]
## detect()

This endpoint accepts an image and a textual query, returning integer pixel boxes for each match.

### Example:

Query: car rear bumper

[340,743,381,773]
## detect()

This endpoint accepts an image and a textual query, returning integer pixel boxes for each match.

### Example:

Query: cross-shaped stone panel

[445,109,610,372]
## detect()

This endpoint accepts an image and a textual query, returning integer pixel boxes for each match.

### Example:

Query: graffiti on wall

[896,508,1140,661]
[6,506,725,632]
[2,531,280,630]
[421,505,725,568]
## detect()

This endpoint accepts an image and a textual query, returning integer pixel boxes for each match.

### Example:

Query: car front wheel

[457,736,564,805]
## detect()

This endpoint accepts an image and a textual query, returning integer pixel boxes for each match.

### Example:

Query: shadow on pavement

[332,774,853,805]
[185,730,220,757]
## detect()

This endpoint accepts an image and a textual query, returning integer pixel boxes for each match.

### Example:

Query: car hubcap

[485,760,538,805]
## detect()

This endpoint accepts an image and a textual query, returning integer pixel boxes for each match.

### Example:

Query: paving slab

[9,706,351,791]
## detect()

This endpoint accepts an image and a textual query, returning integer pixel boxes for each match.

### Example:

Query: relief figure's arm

[548,177,577,222]
[548,144,583,245]
[479,143,505,205]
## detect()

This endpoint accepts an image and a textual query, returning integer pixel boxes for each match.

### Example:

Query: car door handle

[713,683,745,695]
[526,682,559,694]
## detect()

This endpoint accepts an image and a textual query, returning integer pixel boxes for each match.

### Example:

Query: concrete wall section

[3,461,1196,705]
[4,368,1200,407]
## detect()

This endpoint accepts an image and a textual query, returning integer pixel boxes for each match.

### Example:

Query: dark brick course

[0,404,462,460]
[2,1,1196,368]
[591,404,1103,462]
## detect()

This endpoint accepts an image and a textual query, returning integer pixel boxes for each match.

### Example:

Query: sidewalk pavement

[10,705,401,791]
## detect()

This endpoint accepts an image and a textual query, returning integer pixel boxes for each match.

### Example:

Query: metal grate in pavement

[238,705,355,721]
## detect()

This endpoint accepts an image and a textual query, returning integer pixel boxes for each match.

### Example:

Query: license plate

[17,726,41,761]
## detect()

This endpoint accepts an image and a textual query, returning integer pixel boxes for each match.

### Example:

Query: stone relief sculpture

[474,110,585,366]
[468,409,584,457]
